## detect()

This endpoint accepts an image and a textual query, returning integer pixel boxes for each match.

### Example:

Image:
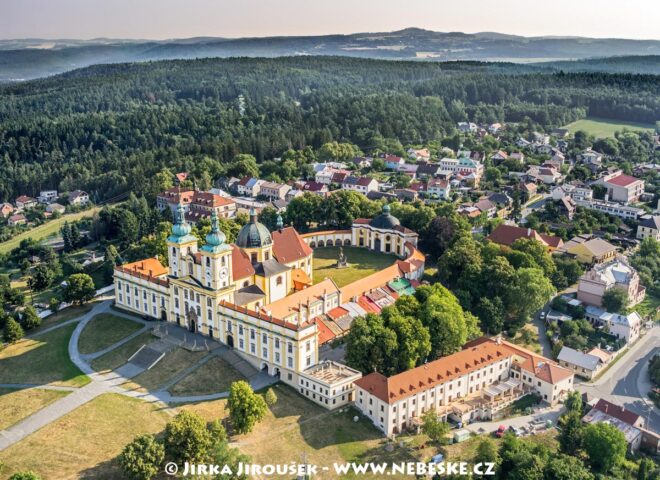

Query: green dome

[370,204,400,230]
[171,203,192,237]
[201,210,230,253]
[236,208,273,249]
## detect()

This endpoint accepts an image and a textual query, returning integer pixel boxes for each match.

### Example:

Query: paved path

[577,326,660,431]
[464,404,564,434]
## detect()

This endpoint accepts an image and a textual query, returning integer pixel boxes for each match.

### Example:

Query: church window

[206,257,210,267]
[221,256,226,266]
[243,281,249,287]
[251,252,257,263]
[276,276,283,286]
[207,298,212,307]
[265,251,270,260]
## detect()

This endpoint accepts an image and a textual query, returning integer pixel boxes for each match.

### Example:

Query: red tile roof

[487,224,562,249]
[272,227,313,264]
[593,399,642,427]
[231,246,255,280]
[315,317,337,345]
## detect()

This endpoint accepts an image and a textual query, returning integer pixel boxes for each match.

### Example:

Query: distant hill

[536,55,660,75]
[1,28,660,81]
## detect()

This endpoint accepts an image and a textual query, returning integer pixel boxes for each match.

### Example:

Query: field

[564,117,656,138]
[635,291,660,322]
[0,206,103,254]
[0,393,172,479]
[121,349,208,392]
[0,323,89,387]
[0,387,70,430]
[77,313,143,355]
[90,331,155,373]
[169,356,246,396]
[32,303,94,334]
[312,247,396,288]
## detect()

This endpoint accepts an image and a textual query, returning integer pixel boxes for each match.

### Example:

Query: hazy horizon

[3,0,660,41]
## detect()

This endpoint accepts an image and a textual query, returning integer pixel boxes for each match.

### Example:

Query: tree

[227,154,259,179]
[564,390,583,416]
[345,313,398,374]
[63,273,96,304]
[20,305,41,330]
[602,287,628,313]
[28,264,55,292]
[264,387,278,407]
[582,422,627,473]
[4,317,24,343]
[118,434,165,480]
[558,411,585,455]
[227,381,268,434]
[637,458,655,480]
[507,268,555,326]
[164,411,213,465]
[474,438,499,478]
[420,410,450,444]
[543,455,593,480]
[8,473,41,480]
[49,296,61,313]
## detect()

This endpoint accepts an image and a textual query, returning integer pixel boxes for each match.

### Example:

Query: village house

[490,150,508,165]
[0,202,14,217]
[236,177,266,197]
[69,190,90,206]
[557,346,606,380]
[156,188,195,216]
[341,176,379,194]
[259,181,291,201]
[302,181,330,197]
[487,224,563,251]
[577,256,646,308]
[8,213,27,227]
[560,235,617,264]
[582,399,645,452]
[38,190,58,204]
[585,306,642,344]
[46,203,66,215]
[382,154,405,170]
[427,178,451,200]
[15,195,38,210]
[575,198,643,220]
[457,122,478,133]
[186,191,237,222]
[407,148,431,161]
[637,215,660,241]
[594,171,645,204]
[579,149,604,168]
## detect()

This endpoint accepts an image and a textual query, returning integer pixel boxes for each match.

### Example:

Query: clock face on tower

[219,267,229,280]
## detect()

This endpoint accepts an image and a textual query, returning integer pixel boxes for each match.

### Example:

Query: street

[577,326,660,432]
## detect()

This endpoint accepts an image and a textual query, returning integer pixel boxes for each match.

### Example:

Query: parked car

[495,425,506,438]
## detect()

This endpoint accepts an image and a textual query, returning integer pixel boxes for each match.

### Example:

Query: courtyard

[312,246,396,288]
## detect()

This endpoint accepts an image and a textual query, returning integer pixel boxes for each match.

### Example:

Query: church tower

[199,210,233,290]
[167,202,198,278]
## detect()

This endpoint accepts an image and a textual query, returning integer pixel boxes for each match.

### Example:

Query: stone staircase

[128,344,167,371]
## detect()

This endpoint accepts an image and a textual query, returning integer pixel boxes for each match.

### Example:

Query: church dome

[236,208,273,249]
[171,203,192,237]
[205,211,226,246]
[369,204,400,230]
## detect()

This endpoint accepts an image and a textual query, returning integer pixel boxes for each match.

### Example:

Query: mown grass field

[0,323,89,387]
[0,206,103,254]
[0,387,70,430]
[564,117,656,138]
[312,246,395,288]
[169,356,246,396]
[77,313,143,355]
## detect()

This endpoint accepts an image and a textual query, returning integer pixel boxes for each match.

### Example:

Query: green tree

[507,268,555,325]
[8,473,41,480]
[474,438,499,478]
[227,381,268,434]
[264,387,278,407]
[4,317,24,343]
[543,455,593,480]
[164,411,213,465]
[564,390,583,415]
[637,458,655,480]
[20,305,41,330]
[558,411,584,454]
[63,273,96,304]
[227,154,259,178]
[602,287,628,313]
[118,434,165,480]
[49,296,61,313]
[420,410,450,444]
[28,264,55,292]
[583,422,627,473]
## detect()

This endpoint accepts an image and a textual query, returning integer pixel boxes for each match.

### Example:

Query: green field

[312,247,396,288]
[0,207,103,254]
[564,117,656,138]
[78,313,144,355]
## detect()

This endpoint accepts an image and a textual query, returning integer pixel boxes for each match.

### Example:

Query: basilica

[114,202,424,404]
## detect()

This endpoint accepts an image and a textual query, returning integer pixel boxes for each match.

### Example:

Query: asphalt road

[577,326,660,432]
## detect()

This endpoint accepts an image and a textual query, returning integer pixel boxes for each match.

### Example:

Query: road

[577,326,660,432]
[520,193,550,221]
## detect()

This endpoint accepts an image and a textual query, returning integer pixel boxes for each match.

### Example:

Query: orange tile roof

[292,268,312,290]
[340,263,403,302]
[315,317,337,345]
[272,227,313,264]
[231,246,255,280]
[327,306,350,321]
[354,341,513,404]
[266,278,340,319]
[119,257,168,277]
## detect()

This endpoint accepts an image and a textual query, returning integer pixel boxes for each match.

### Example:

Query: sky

[2,0,659,41]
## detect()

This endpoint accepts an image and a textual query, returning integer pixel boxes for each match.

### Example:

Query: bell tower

[167,202,198,278]
[199,211,233,290]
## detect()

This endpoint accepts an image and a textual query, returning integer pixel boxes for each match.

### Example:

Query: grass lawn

[122,348,208,392]
[31,303,94,334]
[0,323,89,387]
[169,356,246,396]
[0,393,172,479]
[0,387,70,430]
[78,313,143,355]
[635,291,660,322]
[184,384,417,479]
[442,429,558,461]
[312,247,396,288]
[564,117,656,139]
[0,207,103,255]
[510,324,542,354]
[90,331,156,373]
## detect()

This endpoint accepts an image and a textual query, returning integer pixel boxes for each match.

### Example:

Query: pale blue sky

[2,0,659,40]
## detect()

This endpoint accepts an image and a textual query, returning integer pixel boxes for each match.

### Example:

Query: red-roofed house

[15,195,37,210]
[595,171,645,203]
[487,224,563,252]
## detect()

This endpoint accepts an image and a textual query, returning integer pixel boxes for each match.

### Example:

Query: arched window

[221,256,226,266]
[243,281,249,287]
[206,257,210,267]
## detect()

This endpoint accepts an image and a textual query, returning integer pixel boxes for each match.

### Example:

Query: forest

[0,56,659,202]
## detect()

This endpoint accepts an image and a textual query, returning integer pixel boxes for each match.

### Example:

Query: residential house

[474,198,497,218]
[532,132,550,145]
[285,189,303,202]
[574,198,643,220]
[585,306,642,344]
[174,172,188,185]
[315,167,348,185]
[69,190,90,206]
[407,148,431,161]
[557,346,604,380]
[579,149,603,167]
[396,163,418,178]
[457,122,477,133]
[594,171,645,204]
[582,399,645,451]
[392,189,419,202]
[488,123,503,134]
[259,181,291,200]
[46,203,66,215]
[557,196,577,220]
[551,128,569,138]
[510,152,525,163]
[561,235,617,264]
[236,177,265,197]
[352,157,372,169]
[0,203,14,218]
[156,188,195,216]
[577,256,645,308]
[637,215,660,241]
[382,154,405,170]
[38,190,58,204]
[302,182,330,196]
[416,161,442,178]
[8,214,27,227]
[490,150,508,165]
[341,176,379,194]
[516,138,532,149]
[487,224,564,251]
[526,165,562,185]
[15,195,38,210]
[427,179,451,200]
[186,191,236,222]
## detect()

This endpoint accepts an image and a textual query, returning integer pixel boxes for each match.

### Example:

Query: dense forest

[0,56,659,202]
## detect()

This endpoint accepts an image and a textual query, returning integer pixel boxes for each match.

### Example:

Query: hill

[2,28,660,81]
